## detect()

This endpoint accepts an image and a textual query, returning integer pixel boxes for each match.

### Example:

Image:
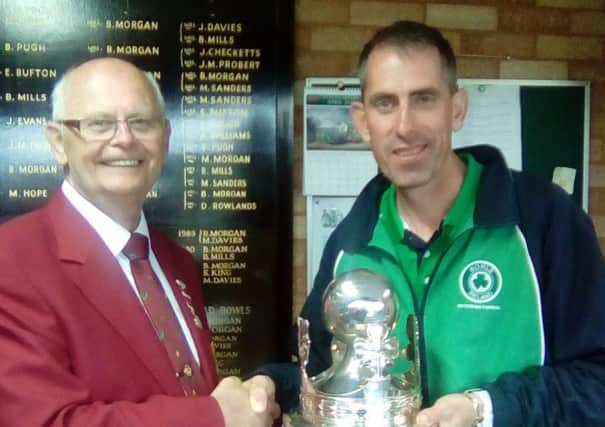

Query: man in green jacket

[260,20,605,427]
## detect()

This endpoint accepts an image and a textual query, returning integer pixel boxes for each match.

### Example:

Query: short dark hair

[357,20,458,97]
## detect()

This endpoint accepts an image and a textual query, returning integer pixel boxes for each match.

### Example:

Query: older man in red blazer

[0,57,278,427]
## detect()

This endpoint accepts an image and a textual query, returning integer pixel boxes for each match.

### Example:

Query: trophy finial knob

[322,269,397,344]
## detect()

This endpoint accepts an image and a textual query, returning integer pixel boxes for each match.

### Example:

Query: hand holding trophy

[287,269,421,427]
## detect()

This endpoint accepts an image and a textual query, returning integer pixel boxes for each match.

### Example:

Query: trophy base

[283,404,417,427]
[298,389,419,427]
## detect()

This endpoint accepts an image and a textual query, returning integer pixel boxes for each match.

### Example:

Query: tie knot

[123,233,149,261]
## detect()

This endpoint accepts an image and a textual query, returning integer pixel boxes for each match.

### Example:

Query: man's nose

[110,120,136,145]
[395,103,414,135]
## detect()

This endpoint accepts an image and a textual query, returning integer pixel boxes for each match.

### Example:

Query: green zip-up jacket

[258,145,605,426]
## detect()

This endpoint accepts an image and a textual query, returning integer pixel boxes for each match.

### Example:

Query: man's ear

[351,101,371,143]
[46,122,68,166]
[451,88,468,132]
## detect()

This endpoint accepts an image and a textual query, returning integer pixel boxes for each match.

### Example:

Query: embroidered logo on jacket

[459,260,502,304]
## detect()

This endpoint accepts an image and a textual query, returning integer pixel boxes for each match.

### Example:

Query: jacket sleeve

[484,177,605,426]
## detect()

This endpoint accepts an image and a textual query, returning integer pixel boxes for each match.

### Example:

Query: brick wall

[292,0,605,317]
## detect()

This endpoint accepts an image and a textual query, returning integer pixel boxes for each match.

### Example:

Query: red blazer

[0,191,223,427]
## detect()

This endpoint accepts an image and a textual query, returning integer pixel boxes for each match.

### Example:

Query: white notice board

[453,82,522,170]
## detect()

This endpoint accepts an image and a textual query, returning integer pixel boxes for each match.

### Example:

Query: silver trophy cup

[286,269,421,427]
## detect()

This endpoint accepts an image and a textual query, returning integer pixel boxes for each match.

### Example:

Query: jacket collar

[457,145,520,227]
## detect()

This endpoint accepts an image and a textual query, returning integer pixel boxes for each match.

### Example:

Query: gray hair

[50,62,166,120]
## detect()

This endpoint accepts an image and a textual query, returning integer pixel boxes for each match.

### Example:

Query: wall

[291,0,605,318]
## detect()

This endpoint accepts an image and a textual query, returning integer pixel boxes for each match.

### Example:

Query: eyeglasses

[56,116,165,142]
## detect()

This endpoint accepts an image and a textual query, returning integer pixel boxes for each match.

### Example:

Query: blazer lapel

[47,193,183,395]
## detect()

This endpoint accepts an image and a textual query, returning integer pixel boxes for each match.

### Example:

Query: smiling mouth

[393,144,426,158]
[104,159,142,167]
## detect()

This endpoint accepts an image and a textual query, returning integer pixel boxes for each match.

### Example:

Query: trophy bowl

[290,269,421,427]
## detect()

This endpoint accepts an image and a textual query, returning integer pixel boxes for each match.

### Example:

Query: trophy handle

[297,317,315,394]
